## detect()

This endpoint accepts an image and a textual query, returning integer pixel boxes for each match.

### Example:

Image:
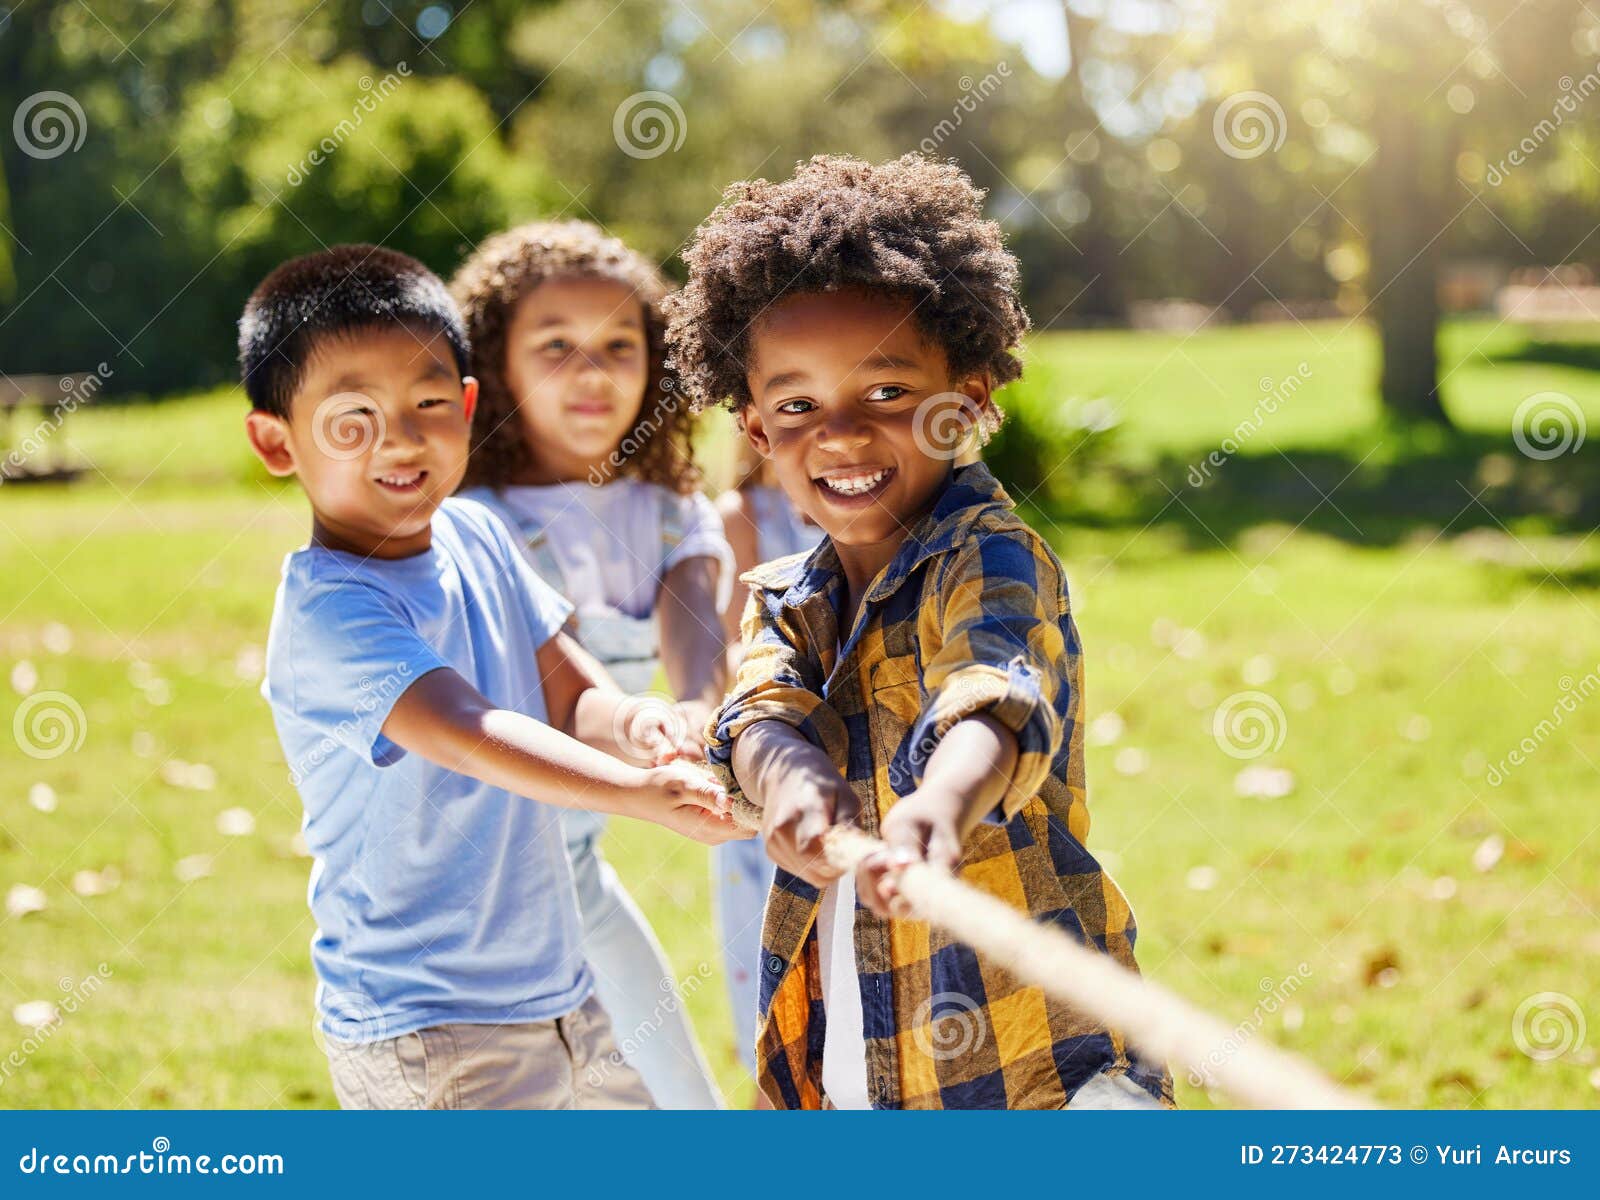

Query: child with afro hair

[669,154,1173,1110]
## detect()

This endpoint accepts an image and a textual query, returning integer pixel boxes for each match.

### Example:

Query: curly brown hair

[664,153,1031,414]
[451,219,700,493]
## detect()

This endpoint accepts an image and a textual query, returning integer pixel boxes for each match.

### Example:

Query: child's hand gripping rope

[697,765,1371,1111]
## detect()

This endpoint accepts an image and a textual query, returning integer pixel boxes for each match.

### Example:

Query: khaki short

[325,992,655,1110]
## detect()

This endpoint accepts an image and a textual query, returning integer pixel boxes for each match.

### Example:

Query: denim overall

[498,491,722,1109]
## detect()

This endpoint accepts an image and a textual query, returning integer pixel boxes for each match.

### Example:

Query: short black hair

[665,153,1030,412]
[238,244,469,417]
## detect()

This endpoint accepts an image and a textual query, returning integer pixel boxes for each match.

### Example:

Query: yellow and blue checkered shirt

[707,461,1174,1109]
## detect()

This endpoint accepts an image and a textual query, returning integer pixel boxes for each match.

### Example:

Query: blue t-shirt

[261,497,590,1042]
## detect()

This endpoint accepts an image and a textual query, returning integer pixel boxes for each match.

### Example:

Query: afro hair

[664,153,1030,413]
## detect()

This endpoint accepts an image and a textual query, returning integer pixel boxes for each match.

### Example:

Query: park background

[1,0,1597,1108]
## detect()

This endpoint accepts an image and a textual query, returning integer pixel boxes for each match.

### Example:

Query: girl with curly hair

[452,220,732,1109]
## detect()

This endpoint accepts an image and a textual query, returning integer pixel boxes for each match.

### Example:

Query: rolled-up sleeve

[704,583,846,805]
[907,530,1071,821]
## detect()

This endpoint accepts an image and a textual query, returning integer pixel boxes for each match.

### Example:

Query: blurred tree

[3,0,1597,403]
[0,0,561,393]
[176,55,555,373]
[1141,0,1600,426]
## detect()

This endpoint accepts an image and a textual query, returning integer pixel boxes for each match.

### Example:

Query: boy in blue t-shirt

[240,244,742,1109]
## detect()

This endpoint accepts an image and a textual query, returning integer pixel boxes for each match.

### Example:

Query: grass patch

[2,317,1596,1108]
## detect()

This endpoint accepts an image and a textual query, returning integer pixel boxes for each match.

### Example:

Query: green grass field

[2,316,1597,1109]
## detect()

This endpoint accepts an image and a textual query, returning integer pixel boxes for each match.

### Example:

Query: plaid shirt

[707,462,1173,1110]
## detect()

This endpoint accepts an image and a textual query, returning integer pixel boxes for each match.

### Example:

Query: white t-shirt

[818,861,872,1108]
[458,479,732,619]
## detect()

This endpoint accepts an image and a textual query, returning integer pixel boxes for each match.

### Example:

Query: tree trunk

[1369,109,1452,426]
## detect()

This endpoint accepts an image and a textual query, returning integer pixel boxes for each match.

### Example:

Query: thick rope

[727,797,1369,1110]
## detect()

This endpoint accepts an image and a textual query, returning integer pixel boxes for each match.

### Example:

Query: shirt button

[766,954,784,975]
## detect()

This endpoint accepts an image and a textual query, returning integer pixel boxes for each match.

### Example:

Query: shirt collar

[743,461,1017,612]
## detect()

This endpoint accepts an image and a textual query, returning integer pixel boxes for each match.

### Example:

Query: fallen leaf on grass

[174,854,213,882]
[1363,947,1401,988]
[1472,834,1505,873]
[12,1001,58,1029]
[216,807,255,837]
[5,883,47,917]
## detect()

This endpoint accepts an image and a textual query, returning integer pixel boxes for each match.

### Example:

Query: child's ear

[245,410,297,477]
[461,376,479,426]
[739,405,773,457]
[955,372,992,417]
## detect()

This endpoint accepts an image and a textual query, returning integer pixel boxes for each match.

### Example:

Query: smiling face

[741,288,991,592]
[501,276,650,484]
[244,325,475,559]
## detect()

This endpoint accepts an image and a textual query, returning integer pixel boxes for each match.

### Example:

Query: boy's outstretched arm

[381,665,743,846]
[857,714,1018,918]
[539,626,702,766]
[731,719,858,888]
